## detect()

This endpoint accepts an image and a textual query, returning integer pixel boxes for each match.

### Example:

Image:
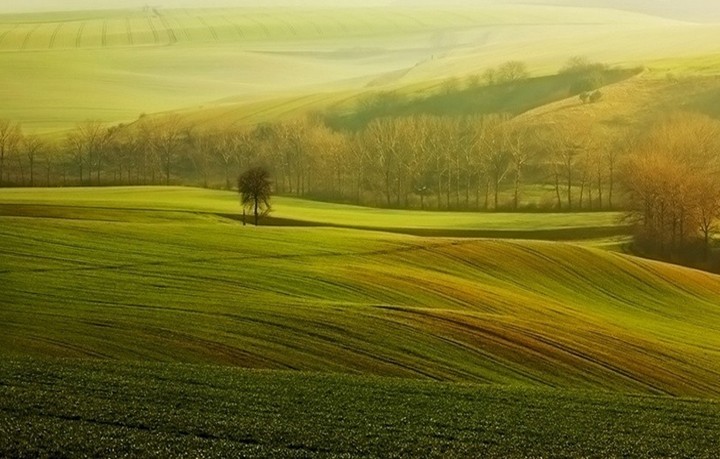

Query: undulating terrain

[3,1,720,457]
[2,187,720,455]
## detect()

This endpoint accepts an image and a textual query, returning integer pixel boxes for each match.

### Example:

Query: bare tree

[146,115,186,186]
[497,61,529,83]
[0,120,22,186]
[188,131,215,188]
[623,113,720,260]
[75,120,111,185]
[238,166,272,226]
[23,135,45,187]
[365,118,402,207]
[697,175,720,258]
[506,123,531,211]
[481,116,511,210]
[65,130,86,185]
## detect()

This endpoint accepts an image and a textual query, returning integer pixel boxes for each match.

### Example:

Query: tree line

[622,113,720,264]
[0,110,629,213]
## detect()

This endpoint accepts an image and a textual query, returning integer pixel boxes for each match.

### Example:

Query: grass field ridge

[2,187,720,398]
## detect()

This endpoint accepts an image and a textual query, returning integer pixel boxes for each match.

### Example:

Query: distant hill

[6,0,720,23]
[511,0,720,23]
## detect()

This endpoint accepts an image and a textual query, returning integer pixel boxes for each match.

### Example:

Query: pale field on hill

[0,4,718,133]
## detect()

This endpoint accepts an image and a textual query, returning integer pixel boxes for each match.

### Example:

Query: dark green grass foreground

[2,359,720,459]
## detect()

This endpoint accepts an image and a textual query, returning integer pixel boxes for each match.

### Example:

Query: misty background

[2,1,720,22]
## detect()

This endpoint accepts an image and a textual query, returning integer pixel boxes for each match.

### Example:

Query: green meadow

[0,186,624,232]
[1,187,719,396]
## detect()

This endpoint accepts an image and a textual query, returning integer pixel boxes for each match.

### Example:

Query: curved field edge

[2,197,720,397]
[2,359,720,458]
[0,186,626,233]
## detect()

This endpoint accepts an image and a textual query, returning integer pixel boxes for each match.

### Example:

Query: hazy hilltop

[513,0,720,23]
[4,0,720,23]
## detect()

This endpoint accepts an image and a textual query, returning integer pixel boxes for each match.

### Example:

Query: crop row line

[159,16,178,44]
[125,17,133,46]
[101,20,107,47]
[222,16,244,39]
[0,24,17,48]
[0,228,474,276]
[20,25,40,51]
[48,22,63,49]
[75,22,85,48]
[147,17,159,44]
[197,17,218,41]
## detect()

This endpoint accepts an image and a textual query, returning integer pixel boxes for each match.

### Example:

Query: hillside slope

[2,189,720,397]
[0,4,713,132]
[513,70,720,146]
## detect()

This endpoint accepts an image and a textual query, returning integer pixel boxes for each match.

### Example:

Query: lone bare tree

[238,166,272,226]
[0,120,22,186]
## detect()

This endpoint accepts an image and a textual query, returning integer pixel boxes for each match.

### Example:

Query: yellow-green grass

[1,5,718,133]
[2,188,720,397]
[0,186,625,236]
[513,68,720,149]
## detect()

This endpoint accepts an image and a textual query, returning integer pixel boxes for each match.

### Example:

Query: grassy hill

[2,187,720,398]
[1,4,716,133]
[0,186,627,239]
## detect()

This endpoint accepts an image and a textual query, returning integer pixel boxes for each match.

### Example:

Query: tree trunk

[446,173,451,209]
[608,162,614,210]
[704,229,711,261]
[0,146,4,187]
[493,175,499,211]
[165,154,171,186]
[554,171,562,210]
[465,174,470,210]
[436,172,442,210]
[484,180,490,210]
[17,157,25,185]
[566,171,573,211]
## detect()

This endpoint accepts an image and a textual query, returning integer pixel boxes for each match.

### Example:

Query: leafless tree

[0,120,22,186]
[238,166,272,226]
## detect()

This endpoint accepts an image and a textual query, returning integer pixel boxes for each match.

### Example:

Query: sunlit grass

[0,186,624,232]
[2,187,720,397]
[2,5,719,133]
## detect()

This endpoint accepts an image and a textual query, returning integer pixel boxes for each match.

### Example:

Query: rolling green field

[3,187,720,455]
[0,186,627,238]
[1,187,719,395]
[5,2,720,455]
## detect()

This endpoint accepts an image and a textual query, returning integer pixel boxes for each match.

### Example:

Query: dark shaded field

[2,359,720,458]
